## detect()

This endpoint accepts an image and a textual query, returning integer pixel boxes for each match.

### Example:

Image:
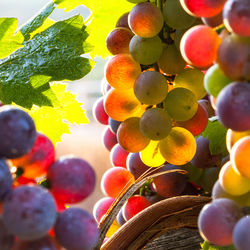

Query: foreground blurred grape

[0,159,12,202]
[0,218,14,250]
[3,185,57,240]
[55,207,99,250]
[93,197,115,223]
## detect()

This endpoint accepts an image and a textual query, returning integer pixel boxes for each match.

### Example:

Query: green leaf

[53,0,86,11]
[202,118,228,156]
[20,2,56,41]
[21,83,89,144]
[201,241,236,250]
[0,15,94,108]
[84,0,134,58]
[0,18,24,59]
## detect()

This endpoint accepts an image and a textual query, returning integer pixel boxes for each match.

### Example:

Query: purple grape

[102,126,117,151]
[12,235,59,250]
[3,185,57,240]
[0,106,36,158]
[54,207,99,250]
[48,156,96,204]
[0,218,14,250]
[108,117,121,134]
[216,82,250,131]
[0,159,13,201]
[191,136,221,169]
[198,198,243,246]
[153,164,187,198]
[126,152,151,179]
[117,208,126,226]
[233,216,250,250]
[198,167,220,193]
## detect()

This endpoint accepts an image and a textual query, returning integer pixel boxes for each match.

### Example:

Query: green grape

[163,0,196,29]
[174,29,187,50]
[164,87,198,121]
[158,44,186,74]
[129,35,163,65]
[126,0,147,3]
[140,108,172,140]
[134,71,168,105]
[174,68,206,100]
[204,64,232,97]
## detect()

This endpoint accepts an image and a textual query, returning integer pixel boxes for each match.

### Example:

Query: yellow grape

[140,140,165,167]
[226,129,250,152]
[159,127,196,165]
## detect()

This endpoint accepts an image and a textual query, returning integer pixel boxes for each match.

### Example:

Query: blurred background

[0,0,112,213]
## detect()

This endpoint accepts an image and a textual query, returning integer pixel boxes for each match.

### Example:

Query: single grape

[54,207,99,250]
[128,2,164,38]
[0,106,36,158]
[116,12,130,29]
[117,209,126,226]
[92,96,109,125]
[202,11,223,27]
[102,126,118,151]
[163,0,196,29]
[226,129,250,152]
[108,117,121,134]
[164,87,198,121]
[223,0,250,37]
[117,117,150,153]
[198,198,243,246]
[93,197,115,223]
[198,99,215,118]
[101,78,112,96]
[110,143,129,168]
[134,71,168,105]
[48,156,96,204]
[153,164,187,198]
[174,29,187,50]
[159,127,196,165]
[101,167,135,198]
[0,218,14,250]
[158,44,186,75]
[216,82,250,131]
[3,185,57,241]
[0,159,12,202]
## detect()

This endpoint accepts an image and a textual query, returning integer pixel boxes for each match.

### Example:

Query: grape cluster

[93,0,250,248]
[0,105,99,250]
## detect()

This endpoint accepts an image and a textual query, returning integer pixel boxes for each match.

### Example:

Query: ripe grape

[3,185,57,241]
[116,12,130,29]
[218,34,250,81]
[140,140,165,167]
[180,0,226,17]
[101,167,135,198]
[219,161,250,196]
[223,0,250,37]
[226,129,250,152]
[117,117,150,153]
[159,127,197,165]
[117,209,126,226]
[204,64,232,98]
[158,44,186,74]
[153,164,187,198]
[233,216,250,250]
[110,143,129,168]
[231,136,250,179]
[102,126,118,151]
[106,27,134,55]
[198,99,215,118]
[0,218,14,250]
[175,104,208,136]
[108,117,121,134]
[92,96,109,125]
[129,35,163,65]
[48,156,96,204]
[163,0,196,29]
[104,88,142,121]
[164,88,198,121]
[93,197,115,223]
[174,68,206,100]
[54,207,99,250]
[105,54,141,90]
[11,133,55,179]
[0,159,12,201]
[128,2,164,38]
[123,195,151,221]
[198,167,220,193]
[134,71,168,105]
[140,108,172,140]
[201,11,223,27]
[0,106,36,159]
[216,82,250,131]
[180,25,221,69]
[101,78,112,96]
[198,198,243,246]
[174,29,187,50]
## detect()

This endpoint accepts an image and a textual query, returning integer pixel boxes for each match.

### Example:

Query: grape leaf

[202,118,228,156]
[0,14,94,108]
[53,0,86,12]
[20,83,89,144]
[201,241,236,250]
[84,0,134,58]
[0,18,24,59]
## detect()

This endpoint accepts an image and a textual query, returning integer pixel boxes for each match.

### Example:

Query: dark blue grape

[54,207,99,250]
[0,218,14,250]
[0,159,12,201]
[108,117,121,134]
[0,106,36,158]
[117,209,126,226]
[3,185,57,240]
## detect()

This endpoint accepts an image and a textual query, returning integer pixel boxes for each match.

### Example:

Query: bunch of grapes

[0,105,99,250]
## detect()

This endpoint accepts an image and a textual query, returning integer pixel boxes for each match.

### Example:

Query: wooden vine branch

[101,196,211,250]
